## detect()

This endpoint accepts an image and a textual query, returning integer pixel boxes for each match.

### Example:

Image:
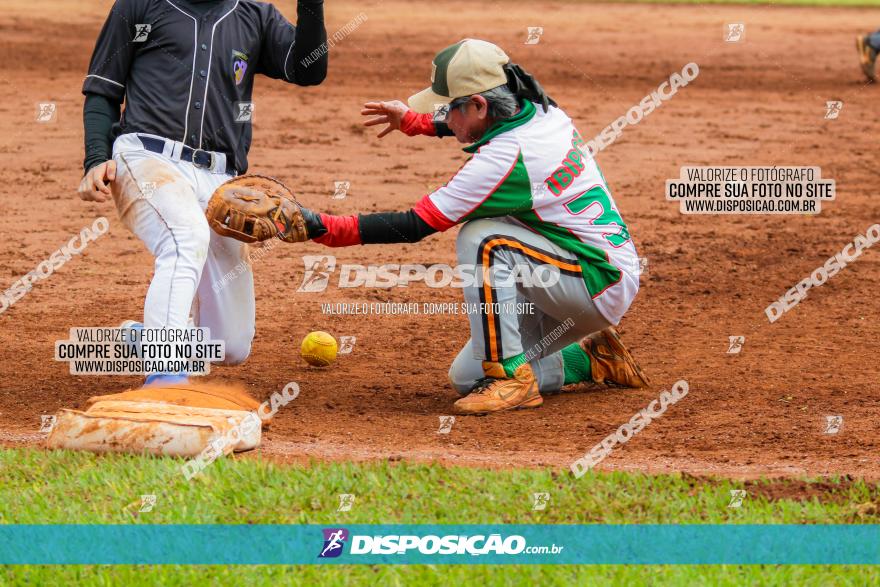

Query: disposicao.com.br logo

[317,528,563,558]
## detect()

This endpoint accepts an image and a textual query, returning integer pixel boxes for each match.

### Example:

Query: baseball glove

[206,175,309,243]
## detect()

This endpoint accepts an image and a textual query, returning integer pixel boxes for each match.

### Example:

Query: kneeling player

[302,39,650,414]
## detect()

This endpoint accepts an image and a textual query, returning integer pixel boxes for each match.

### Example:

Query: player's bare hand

[78,160,117,202]
[361,100,409,138]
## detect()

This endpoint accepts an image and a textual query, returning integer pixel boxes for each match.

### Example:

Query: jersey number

[564,186,631,248]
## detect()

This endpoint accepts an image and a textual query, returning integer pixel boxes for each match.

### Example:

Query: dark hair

[451,85,520,121]
[478,85,520,120]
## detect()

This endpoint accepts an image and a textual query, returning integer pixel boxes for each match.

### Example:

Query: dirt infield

[1,0,879,479]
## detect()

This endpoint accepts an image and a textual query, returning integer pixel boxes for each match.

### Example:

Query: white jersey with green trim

[414,100,639,324]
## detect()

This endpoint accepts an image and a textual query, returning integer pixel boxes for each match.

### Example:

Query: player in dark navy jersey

[77,0,327,385]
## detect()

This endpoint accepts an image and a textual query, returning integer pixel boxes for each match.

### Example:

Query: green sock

[561,343,592,385]
[501,353,528,377]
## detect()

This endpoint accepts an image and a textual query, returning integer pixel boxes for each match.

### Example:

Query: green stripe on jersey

[515,210,624,297]
[463,151,533,220]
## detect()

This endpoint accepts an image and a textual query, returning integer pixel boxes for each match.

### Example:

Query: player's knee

[448,362,477,396]
[220,334,253,366]
[221,349,250,366]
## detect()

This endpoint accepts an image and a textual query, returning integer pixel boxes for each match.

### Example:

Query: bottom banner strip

[0,525,876,564]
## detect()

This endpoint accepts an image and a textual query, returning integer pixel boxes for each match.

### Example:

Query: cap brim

[407,86,452,114]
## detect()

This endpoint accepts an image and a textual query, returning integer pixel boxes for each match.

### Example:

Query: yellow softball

[300,331,338,367]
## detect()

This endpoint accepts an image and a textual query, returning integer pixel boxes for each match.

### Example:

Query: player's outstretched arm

[309,209,438,247]
[361,100,453,138]
[203,175,438,246]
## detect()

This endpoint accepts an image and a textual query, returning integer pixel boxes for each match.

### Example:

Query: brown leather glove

[205,175,309,243]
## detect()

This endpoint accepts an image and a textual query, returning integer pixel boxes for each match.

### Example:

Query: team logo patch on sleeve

[232,50,249,85]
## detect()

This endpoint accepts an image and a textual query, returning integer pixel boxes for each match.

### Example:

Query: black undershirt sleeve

[433,121,454,137]
[358,209,438,244]
[287,0,327,85]
[83,92,121,173]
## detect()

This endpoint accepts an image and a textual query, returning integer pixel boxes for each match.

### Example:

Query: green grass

[5,564,880,586]
[1,448,879,584]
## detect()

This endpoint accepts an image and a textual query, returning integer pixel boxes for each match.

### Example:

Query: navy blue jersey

[83,0,326,173]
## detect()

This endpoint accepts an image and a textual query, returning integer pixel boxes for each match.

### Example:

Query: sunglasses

[434,97,472,123]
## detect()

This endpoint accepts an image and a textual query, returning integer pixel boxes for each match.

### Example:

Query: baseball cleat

[144,373,190,387]
[856,35,877,82]
[453,362,542,415]
[119,319,143,356]
[119,320,191,387]
[580,327,650,388]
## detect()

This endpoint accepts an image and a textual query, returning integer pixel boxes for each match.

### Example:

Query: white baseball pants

[110,133,255,367]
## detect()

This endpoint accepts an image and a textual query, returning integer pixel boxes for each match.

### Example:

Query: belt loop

[171,141,183,161]
[213,152,225,174]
